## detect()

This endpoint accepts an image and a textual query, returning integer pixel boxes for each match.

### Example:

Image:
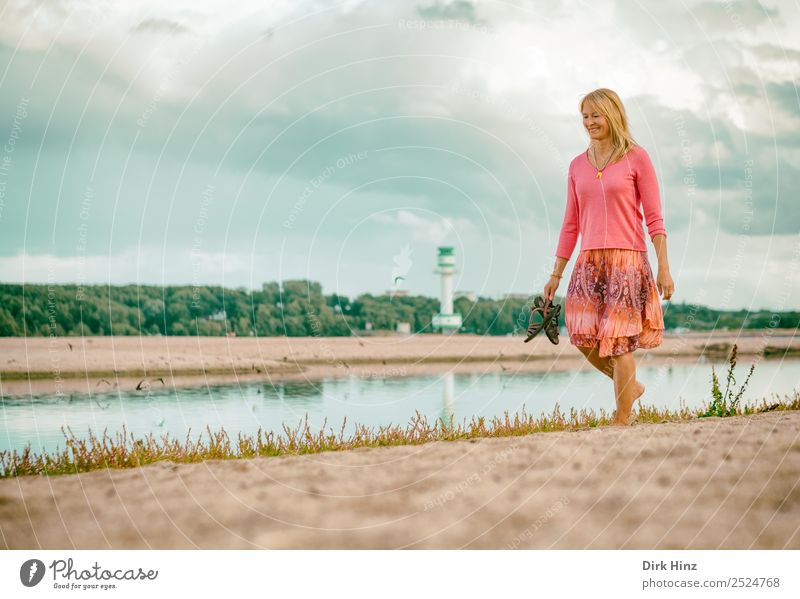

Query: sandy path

[2,411,798,549]
[1,330,797,396]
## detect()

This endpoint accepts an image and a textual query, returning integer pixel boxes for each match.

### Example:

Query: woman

[544,88,675,426]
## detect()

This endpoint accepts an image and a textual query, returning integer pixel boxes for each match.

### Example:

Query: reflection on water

[2,357,799,455]
[441,371,455,426]
[281,380,322,399]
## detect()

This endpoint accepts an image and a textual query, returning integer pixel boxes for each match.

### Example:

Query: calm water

[2,356,799,456]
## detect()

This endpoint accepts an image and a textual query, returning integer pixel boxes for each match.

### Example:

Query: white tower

[432,246,462,333]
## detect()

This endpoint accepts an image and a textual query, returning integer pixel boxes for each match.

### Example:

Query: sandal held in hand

[523,296,561,344]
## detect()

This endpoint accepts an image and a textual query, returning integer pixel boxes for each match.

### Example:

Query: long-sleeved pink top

[555,144,667,261]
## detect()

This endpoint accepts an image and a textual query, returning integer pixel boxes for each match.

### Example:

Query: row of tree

[0,281,797,337]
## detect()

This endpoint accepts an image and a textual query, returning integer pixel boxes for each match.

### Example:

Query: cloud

[0,248,258,287]
[692,0,779,33]
[370,209,473,242]
[132,18,192,35]
[416,0,483,24]
[0,0,798,307]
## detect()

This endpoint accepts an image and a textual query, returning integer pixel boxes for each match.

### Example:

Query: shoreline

[1,331,798,396]
[2,409,798,549]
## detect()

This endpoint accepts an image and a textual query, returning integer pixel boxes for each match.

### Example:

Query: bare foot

[612,380,645,426]
[633,379,645,402]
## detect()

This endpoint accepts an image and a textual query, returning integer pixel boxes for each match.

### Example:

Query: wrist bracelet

[550,273,562,279]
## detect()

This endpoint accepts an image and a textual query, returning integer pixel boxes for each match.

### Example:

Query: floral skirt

[565,248,664,358]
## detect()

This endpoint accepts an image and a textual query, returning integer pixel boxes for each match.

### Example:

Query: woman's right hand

[544,275,560,303]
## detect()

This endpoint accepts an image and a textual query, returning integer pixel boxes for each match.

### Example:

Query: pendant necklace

[589,145,614,179]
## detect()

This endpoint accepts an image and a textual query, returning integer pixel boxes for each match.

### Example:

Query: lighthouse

[432,246,463,334]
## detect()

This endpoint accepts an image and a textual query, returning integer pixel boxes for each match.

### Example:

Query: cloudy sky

[0,0,797,310]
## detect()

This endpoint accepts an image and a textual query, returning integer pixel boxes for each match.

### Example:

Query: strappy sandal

[523,296,562,344]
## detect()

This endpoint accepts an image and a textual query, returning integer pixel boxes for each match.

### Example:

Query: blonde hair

[579,88,638,164]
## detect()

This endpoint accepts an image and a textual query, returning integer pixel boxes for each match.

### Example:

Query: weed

[702,343,756,417]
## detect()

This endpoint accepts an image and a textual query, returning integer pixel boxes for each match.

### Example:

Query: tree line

[0,281,797,337]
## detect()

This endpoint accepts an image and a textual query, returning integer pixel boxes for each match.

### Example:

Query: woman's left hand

[656,267,675,300]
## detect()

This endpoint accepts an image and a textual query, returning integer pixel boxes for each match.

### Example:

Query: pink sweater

[555,144,667,261]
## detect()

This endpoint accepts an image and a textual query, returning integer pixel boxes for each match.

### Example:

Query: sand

[2,331,798,549]
[1,410,799,549]
[1,329,797,396]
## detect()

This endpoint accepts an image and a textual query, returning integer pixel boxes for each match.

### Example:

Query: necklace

[589,145,615,179]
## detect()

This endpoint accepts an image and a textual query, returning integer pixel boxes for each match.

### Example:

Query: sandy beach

[2,331,799,550]
[1,410,798,549]
[1,329,797,396]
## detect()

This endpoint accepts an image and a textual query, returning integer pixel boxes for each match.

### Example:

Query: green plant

[701,343,756,417]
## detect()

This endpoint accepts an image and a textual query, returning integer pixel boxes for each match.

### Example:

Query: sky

[0,0,797,310]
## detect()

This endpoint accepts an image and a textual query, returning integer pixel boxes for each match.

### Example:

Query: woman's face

[582,103,610,142]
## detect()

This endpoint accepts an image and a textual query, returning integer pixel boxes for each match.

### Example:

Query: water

[2,357,799,456]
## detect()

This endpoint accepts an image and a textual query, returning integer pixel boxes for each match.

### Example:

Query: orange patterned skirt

[565,248,664,358]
